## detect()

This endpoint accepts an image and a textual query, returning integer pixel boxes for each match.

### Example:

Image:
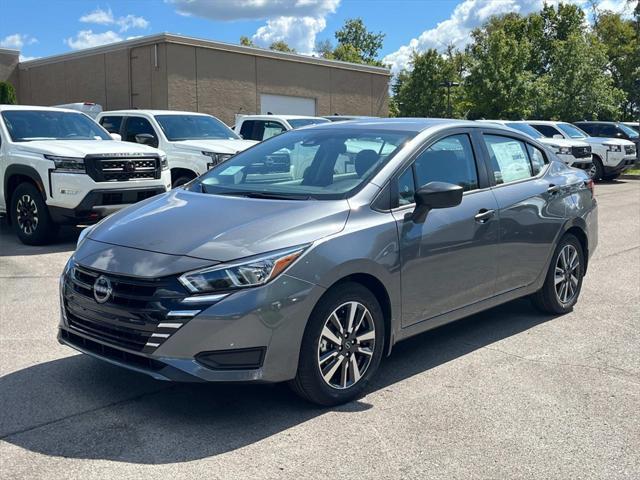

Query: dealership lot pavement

[1,181,638,479]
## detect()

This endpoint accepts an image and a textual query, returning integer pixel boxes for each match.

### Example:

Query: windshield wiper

[218,191,311,200]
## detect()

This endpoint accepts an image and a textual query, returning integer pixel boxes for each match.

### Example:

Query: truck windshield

[618,123,639,139]
[1,110,111,142]
[504,122,543,138]
[557,123,588,139]
[288,118,331,129]
[155,114,240,141]
[190,128,413,200]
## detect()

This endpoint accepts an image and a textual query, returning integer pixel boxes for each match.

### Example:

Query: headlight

[76,224,95,248]
[45,155,85,172]
[202,151,234,169]
[179,245,308,294]
[160,155,169,170]
[606,144,622,152]
[550,145,572,155]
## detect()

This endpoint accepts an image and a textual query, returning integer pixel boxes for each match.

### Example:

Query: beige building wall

[15,36,389,122]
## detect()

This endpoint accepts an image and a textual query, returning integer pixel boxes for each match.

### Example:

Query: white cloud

[0,33,38,50]
[382,0,631,75]
[79,7,149,32]
[252,16,327,53]
[169,0,340,54]
[65,30,123,50]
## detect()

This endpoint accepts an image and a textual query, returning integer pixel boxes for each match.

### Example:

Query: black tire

[591,156,604,181]
[290,282,385,406]
[171,175,194,188]
[531,233,584,315]
[10,182,58,245]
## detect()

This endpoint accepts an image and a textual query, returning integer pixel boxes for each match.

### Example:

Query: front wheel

[290,282,385,406]
[531,233,584,315]
[11,182,58,245]
[591,156,604,181]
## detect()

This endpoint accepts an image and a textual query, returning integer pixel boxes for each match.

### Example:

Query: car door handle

[474,209,495,223]
[547,184,562,194]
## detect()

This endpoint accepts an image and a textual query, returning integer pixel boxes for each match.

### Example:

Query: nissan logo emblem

[93,275,112,304]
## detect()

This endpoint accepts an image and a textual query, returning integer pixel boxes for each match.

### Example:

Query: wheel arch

[170,167,198,186]
[4,165,47,224]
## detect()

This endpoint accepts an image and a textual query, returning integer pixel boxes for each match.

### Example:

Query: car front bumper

[58,264,325,383]
[603,154,636,174]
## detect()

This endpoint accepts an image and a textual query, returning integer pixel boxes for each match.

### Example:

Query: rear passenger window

[527,144,547,175]
[239,120,286,141]
[484,135,532,184]
[413,134,478,191]
[99,116,122,134]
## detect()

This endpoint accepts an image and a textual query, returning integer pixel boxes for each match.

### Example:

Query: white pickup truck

[0,105,170,245]
[526,120,636,181]
[233,114,330,142]
[97,110,257,187]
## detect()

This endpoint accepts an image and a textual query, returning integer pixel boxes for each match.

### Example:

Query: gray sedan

[58,119,598,405]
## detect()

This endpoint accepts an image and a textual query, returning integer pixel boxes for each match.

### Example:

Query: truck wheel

[531,233,584,315]
[591,156,604,181]
[172,175,194,188]
[289,282,385,406]
[11,183,58,245]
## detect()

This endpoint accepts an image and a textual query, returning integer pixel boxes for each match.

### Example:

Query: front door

[392,133,500,327]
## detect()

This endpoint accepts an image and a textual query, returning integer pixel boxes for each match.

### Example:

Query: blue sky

[0,0,632,73]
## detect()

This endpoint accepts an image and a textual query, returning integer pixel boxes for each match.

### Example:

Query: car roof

[0,104,80,113]
[99,109,213,116]
[307,117,481,133]
[574,121,620,125]
[240,115,327,120]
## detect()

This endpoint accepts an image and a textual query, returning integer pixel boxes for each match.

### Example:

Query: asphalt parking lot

[1,181,638,479]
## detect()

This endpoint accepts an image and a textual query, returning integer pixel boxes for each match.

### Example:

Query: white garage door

[260,94,316,116]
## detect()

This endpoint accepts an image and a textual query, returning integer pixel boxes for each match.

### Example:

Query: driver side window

[124,117,157,145]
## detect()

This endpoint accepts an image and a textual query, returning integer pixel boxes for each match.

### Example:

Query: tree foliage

[393,4,634,121]
[269,40,295,53]
[317,18,385,66]
[0,82,17,105]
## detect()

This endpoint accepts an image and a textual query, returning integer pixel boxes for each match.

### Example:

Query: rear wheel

[11,182,58,245]
[531,234,584,314]
[290,282,385,406]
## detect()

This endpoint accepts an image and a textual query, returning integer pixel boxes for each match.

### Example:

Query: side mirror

[412,181,463,223]
[110,133,122,141]
[135,133,157,147]
[552,134,564,139]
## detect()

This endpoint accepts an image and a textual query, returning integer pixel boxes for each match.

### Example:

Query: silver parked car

[58,119,598,405]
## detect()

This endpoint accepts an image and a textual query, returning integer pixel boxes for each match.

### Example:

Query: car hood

[585,136,635,146]
[87,188,350,262]
[173,139,257,154]
[538,138,588,148]
[14,140,162,157]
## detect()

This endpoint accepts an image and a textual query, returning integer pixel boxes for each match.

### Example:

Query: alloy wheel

[317,301,376,389]
[554,244,580,304]
[16,194,39,235]
[587,164,597,179]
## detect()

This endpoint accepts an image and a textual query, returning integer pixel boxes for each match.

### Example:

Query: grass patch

[624,168,640,176]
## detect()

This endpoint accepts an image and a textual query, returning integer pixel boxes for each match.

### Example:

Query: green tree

[0,82,17,105]
[269,40,295,53]
[315,39,335,59]
[239,36,256,47]
[333,18,385,65]
[594,11,639,120]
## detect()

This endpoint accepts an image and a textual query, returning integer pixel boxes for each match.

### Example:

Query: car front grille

[572,146,592,158]
[62,264,191,353]
[84,154,161,182]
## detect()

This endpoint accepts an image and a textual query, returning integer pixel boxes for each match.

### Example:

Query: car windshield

[190,128,414,200]
[504,122,543,138]
[618,123,639,138]
[155,114,240,141]
[288,118,331,129]
[1,110,111,142]
[625,123,639,133]
[557,123,588,139]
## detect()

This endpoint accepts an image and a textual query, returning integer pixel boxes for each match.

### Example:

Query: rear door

[392,129,500,326]
[478,128,570,294]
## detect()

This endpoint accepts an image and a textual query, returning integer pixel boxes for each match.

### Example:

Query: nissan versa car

[58,119,597,405]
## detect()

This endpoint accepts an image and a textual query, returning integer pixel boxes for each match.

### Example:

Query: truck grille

[62,264,189,353]
[572,146,592,158]
[85,154,161,182]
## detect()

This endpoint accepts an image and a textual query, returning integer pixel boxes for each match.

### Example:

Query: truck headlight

[606,144,622,152]
[45,155,85,172]
[202,151,234,169]
[179,245,308,294]
[550,145,571,155]
[160,155,169,170]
